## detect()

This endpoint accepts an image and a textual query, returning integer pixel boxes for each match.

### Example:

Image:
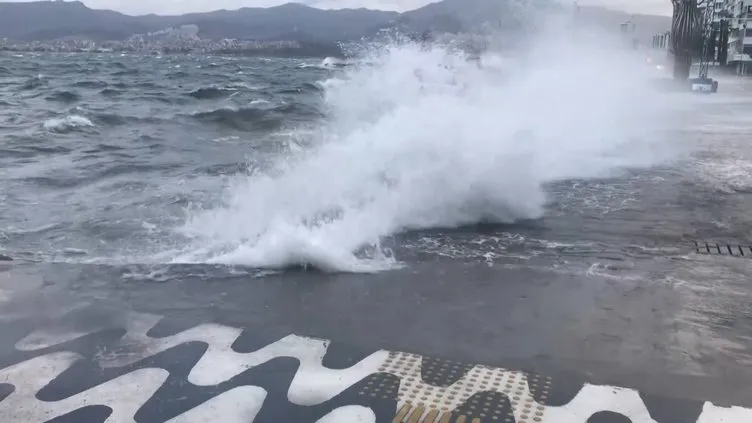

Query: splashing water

[171,18,683,272]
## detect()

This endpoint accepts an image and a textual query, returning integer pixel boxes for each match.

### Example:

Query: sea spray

[172,16,683,272]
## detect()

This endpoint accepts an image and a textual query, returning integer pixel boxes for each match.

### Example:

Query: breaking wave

[167,21,682,272]
[43,115,94,133]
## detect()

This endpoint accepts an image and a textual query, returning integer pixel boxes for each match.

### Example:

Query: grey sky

[1,0,673,16]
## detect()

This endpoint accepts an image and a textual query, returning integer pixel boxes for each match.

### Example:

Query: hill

[0,0,670,44]
[0,1,400,42]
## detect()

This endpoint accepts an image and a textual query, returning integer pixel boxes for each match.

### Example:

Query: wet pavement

[0,260,751,422]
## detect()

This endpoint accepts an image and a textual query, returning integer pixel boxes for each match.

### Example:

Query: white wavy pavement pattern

[0,311,746,423]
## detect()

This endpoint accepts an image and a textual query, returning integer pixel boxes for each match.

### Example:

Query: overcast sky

[1,0,673,16]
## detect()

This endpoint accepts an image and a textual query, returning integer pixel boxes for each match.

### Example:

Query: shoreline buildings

[723,0,752,73]
[655,0,752,75]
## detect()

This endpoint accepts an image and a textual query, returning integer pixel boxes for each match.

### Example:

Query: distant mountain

[399,0,513,34]
[166,3,399,43]
[0,1,150,41]
[0,0,670,44]
[0,1,399,42]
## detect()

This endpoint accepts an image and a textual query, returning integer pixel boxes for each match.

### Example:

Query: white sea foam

[170,16,686,272]
[42,115,94,133]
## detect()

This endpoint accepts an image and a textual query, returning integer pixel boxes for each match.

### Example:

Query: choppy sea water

[2,42,752,286]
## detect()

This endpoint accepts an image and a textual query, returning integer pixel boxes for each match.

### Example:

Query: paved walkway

[0,261,750,422]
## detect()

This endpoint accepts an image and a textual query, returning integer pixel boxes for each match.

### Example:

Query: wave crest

[189,104,322,132]
[42,115,94,133]
[168,21,682,272]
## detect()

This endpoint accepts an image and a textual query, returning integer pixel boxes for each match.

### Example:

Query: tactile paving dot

[454,391,515,422]
[421,356,474,387]
[358,372,401,400]
[379,352,553,422]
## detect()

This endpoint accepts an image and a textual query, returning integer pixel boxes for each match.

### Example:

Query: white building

[654,0,752,74]
[723,0,752,72]
[700,0,725,22]
[697,0,752,73]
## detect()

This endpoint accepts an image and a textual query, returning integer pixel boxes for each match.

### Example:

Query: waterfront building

[722,0,752,73]
[673,0,752,74]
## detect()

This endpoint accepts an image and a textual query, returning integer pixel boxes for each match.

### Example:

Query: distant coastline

[0,38,347,59]
[0,0,670,57]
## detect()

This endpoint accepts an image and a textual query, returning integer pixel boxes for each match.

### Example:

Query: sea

[2,33,752,289]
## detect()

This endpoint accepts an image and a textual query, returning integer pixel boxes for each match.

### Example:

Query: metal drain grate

[693,241,752,257]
